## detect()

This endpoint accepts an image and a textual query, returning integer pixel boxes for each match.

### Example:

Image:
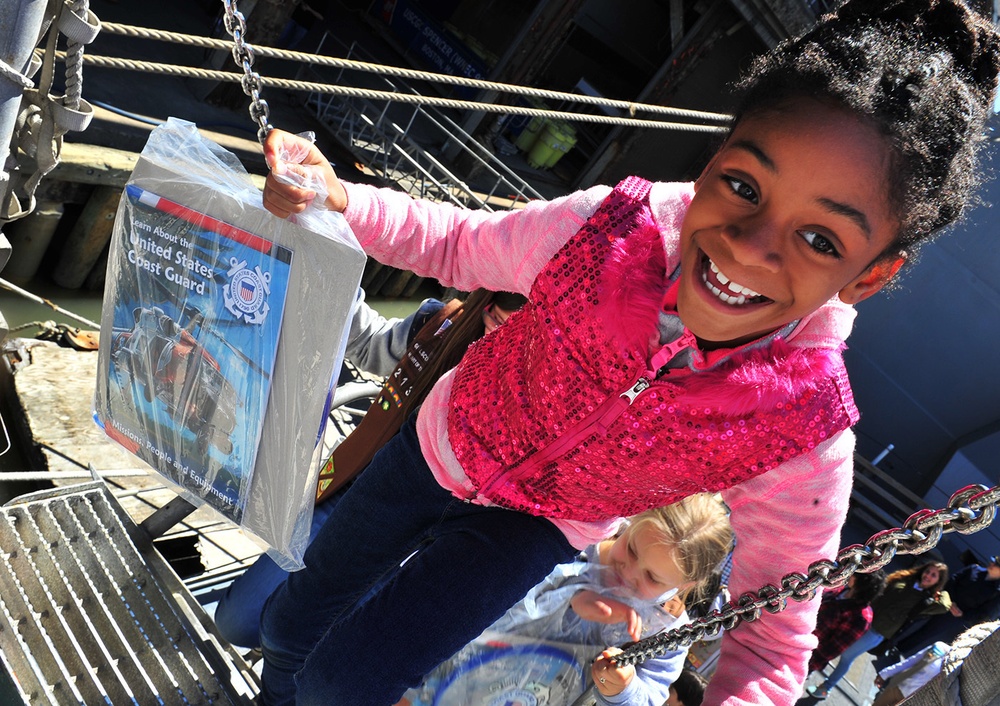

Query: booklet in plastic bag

[103,183,291,521]
[94,118,367,567]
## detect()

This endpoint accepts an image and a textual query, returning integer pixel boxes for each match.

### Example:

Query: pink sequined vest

[448,177,859,522]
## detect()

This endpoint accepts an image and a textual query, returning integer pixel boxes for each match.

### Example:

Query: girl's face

[606,523,689,601]
[482,303,515,334]
[920,566,941,589]
[677,98,901,349]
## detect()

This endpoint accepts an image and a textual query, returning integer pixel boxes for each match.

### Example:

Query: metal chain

[614,483,1000,667]
[219,0,271,143]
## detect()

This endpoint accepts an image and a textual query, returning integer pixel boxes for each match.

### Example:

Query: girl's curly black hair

[850,568,886,606]
[730,0,1000,260]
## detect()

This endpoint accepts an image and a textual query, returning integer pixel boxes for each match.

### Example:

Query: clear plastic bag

[403,630,592,706]
[93,118,367,568]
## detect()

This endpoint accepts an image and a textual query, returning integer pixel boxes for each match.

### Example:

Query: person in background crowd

[666,668,709,706]
[806,562,951,700]
[805,570,887,682]
[872,641,950,706]
[898,554,1000,657]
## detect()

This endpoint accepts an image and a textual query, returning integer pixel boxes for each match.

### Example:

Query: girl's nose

[621,564,639,590]
[720,220,782,273]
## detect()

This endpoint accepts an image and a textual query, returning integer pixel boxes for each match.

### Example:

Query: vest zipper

[479,373,653,499]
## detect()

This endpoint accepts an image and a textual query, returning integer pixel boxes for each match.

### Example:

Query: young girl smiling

[255,2,1000,703]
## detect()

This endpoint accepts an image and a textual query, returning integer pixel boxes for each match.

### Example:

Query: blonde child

[582,496,731,704]
[401,494,732,706]
[257,2,1000,703]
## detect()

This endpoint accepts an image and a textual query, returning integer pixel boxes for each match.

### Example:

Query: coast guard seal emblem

[224,257,271,325]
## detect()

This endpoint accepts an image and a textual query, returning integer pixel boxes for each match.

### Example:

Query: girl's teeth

[707,260,761,299]
[704,259,763,305]
[710,261,730,285]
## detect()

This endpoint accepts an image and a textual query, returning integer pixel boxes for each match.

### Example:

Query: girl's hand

[592,648,635,698]
[262,129,347,217]
[950,603,964,617]
[570,590,643,641]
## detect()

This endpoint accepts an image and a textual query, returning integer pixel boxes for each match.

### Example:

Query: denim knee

[215,498,339,649]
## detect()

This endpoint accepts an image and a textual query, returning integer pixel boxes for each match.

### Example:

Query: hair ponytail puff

[924,1,1000,100]
[830,0,1000,100]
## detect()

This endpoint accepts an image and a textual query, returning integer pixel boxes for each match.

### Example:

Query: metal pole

[0,0,48,200]
[872,443,895,467]
[0,0,48,343]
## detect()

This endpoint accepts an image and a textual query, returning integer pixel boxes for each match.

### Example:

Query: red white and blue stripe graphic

[125,184,288,259]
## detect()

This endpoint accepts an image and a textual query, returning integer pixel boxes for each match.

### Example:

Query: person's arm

[877,648,926,682]
[594,647,684,706]
[707,430,857,705]
[570,590,643,642]
[919,590,953,617]
[261,129,611,296]
[340,180,611,296]
[955,568,1000,623]
[343,290,443,377]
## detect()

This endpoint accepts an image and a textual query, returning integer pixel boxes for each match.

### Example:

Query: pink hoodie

[342,179,859,705]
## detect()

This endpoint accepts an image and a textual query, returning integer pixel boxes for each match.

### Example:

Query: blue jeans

[214,498,339,648]
[821,628,885,691]
[257,415,577,706]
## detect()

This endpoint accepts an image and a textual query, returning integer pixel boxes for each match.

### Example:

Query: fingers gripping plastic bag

[93,119,366,568]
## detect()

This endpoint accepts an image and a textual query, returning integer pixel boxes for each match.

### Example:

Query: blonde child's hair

[624,494,733,603]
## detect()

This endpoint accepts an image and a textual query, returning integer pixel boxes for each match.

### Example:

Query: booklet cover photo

[100,184,292,523]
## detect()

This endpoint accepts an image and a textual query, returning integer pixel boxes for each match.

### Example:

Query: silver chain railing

[219,0,271,143]
[615,483,1000,667]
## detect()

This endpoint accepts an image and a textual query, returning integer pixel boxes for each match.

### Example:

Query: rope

[63,0,88,110]
[67,53,727,133]
[0,277,101,330]
[8,320,61,334]
[97,21,731,125]
[941,619,1000,706]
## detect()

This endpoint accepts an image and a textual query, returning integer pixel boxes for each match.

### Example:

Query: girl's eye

[800,230,841,258]
[723,176,758,204]
[646,572,664,586]
[627,543,638,559]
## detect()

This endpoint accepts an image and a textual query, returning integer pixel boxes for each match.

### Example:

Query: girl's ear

[838,254,906,304]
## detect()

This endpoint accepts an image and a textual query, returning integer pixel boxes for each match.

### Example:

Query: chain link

[614,483,1000,667]
[220,0,271,143]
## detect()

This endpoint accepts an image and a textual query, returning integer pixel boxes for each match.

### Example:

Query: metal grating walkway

[0,481,258,705]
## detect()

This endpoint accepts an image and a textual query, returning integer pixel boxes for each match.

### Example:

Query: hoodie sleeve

[341,181,610,295]
[596,649,685,706]
[707,429,856,705]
